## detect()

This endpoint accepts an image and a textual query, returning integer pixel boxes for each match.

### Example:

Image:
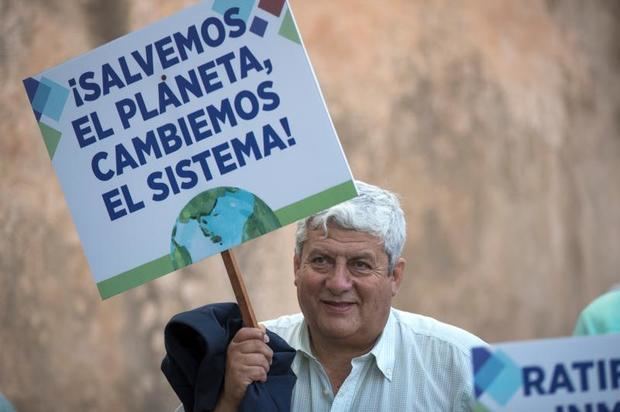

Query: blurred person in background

[573,284,620,335]
[0,393,16,412]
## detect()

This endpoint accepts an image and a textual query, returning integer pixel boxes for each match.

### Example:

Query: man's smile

[320,299,357,313]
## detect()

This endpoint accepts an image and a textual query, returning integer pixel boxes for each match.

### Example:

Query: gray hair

[294,181,406,272]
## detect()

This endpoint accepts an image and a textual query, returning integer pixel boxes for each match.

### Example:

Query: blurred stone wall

[1,0,619,410]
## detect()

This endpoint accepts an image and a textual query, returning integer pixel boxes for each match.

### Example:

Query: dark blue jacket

[161,303,296,412]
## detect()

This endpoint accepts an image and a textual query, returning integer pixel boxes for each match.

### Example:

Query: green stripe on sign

[96,255,174,299]
[278,9,301,44]
[38,122,62,159]
[275,180,357,226]
[96,180,356,298]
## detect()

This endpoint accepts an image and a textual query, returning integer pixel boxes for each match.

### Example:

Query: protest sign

[23,0,356,299]
[472,334,620,411]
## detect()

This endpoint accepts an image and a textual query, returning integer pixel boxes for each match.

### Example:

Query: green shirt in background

[573,288,620,336]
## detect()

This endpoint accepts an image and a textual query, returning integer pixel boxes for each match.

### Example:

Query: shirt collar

[293,317,316,359]
[367,308,396,381]
[288,309,397,381]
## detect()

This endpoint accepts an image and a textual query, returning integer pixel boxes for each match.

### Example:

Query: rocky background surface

[1,0,619,410]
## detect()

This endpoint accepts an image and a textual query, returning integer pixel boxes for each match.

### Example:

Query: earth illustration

[170,187,281,269]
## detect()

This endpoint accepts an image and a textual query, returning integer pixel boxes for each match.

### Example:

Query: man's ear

[390,258,406,296]
[293,253,301,287]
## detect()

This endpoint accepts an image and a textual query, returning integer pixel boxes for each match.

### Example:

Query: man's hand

[215,327,273,412]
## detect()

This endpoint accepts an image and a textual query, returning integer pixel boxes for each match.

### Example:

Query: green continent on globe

[242,196,281,241]
[170,238,192,268]
[177,187,233,224]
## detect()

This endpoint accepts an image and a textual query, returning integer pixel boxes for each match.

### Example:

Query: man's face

[294,224,405,349]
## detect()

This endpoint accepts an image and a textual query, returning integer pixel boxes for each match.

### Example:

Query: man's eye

[351,260,372,271]
[311,256,327,265]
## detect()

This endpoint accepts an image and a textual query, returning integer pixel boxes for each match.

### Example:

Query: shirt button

[323,388,330,396]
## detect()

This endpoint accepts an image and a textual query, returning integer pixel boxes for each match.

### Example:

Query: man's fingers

[238,352,271,373]
[221,328,273,407]
[244,365,268,383]
[232,327,268,343]
[233,339,273,359]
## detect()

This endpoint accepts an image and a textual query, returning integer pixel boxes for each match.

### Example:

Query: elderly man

[215,181,484,411]
[176,181,484,411]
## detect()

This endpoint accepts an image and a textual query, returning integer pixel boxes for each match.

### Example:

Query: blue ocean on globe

[170,187,281,269]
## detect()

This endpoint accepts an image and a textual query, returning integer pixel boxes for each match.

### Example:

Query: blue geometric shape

[33,110,42,121]
[31,81,51,114]
[485,351,522,406]
[212,0,255,22]
[250,16,268,37]
[39,77,69,121]
[23,77,40,104]
[474,352,504,393]
[473,347,492,374]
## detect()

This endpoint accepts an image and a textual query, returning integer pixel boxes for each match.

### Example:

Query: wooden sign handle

[221,250,259,329]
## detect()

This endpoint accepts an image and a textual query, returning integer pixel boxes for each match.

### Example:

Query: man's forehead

[305,226,384,252]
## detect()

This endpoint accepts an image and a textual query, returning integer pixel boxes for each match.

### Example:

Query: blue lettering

[102,188,126,221]
[599,401,620,412]
[177,117,194,146]
[262,123,287,156]
[173,25,204,61]
[131,44,155,77]
[115,144,139,176]
[131,131,162,166]
[72,115,95,148]
[91,112,114,141]
[187,109,212,142]
[164,165,180,195]
[191,148,214,181]
[174,70,203,104]
[118,56,142,85]
[115,97,137,130]
[158,123,182,155]
[147,171,169,202]
[158,81,182,113]
[239,46,264,79]
[224,7,246,38]
[599,360,608,390]
[197,60,223,93]
[91,151,114,181]
[523,366,545,396]
[234,90,259,120]
[572,361,594,391]
[200,16,226,47]
[216,51,237,83]
[206,98,237,134]
[68,78,83,107]
[557,402,620,412]
[79,71,100,102]
[154,36,179,69]
[612,359,620,389]
[550,364,575,394]
[176,159,198,190]
[212,141,237,175]
[121,184,144,214]
[257,80,280,111]
[101,63,125,95]
[231,131,262,167]
[135,92,159,122]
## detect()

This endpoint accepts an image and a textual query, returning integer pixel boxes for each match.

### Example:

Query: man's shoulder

[261,313,305,342]
[390,307,486,357]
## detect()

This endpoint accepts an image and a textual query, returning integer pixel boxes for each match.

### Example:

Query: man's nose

[325,261,353,293]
